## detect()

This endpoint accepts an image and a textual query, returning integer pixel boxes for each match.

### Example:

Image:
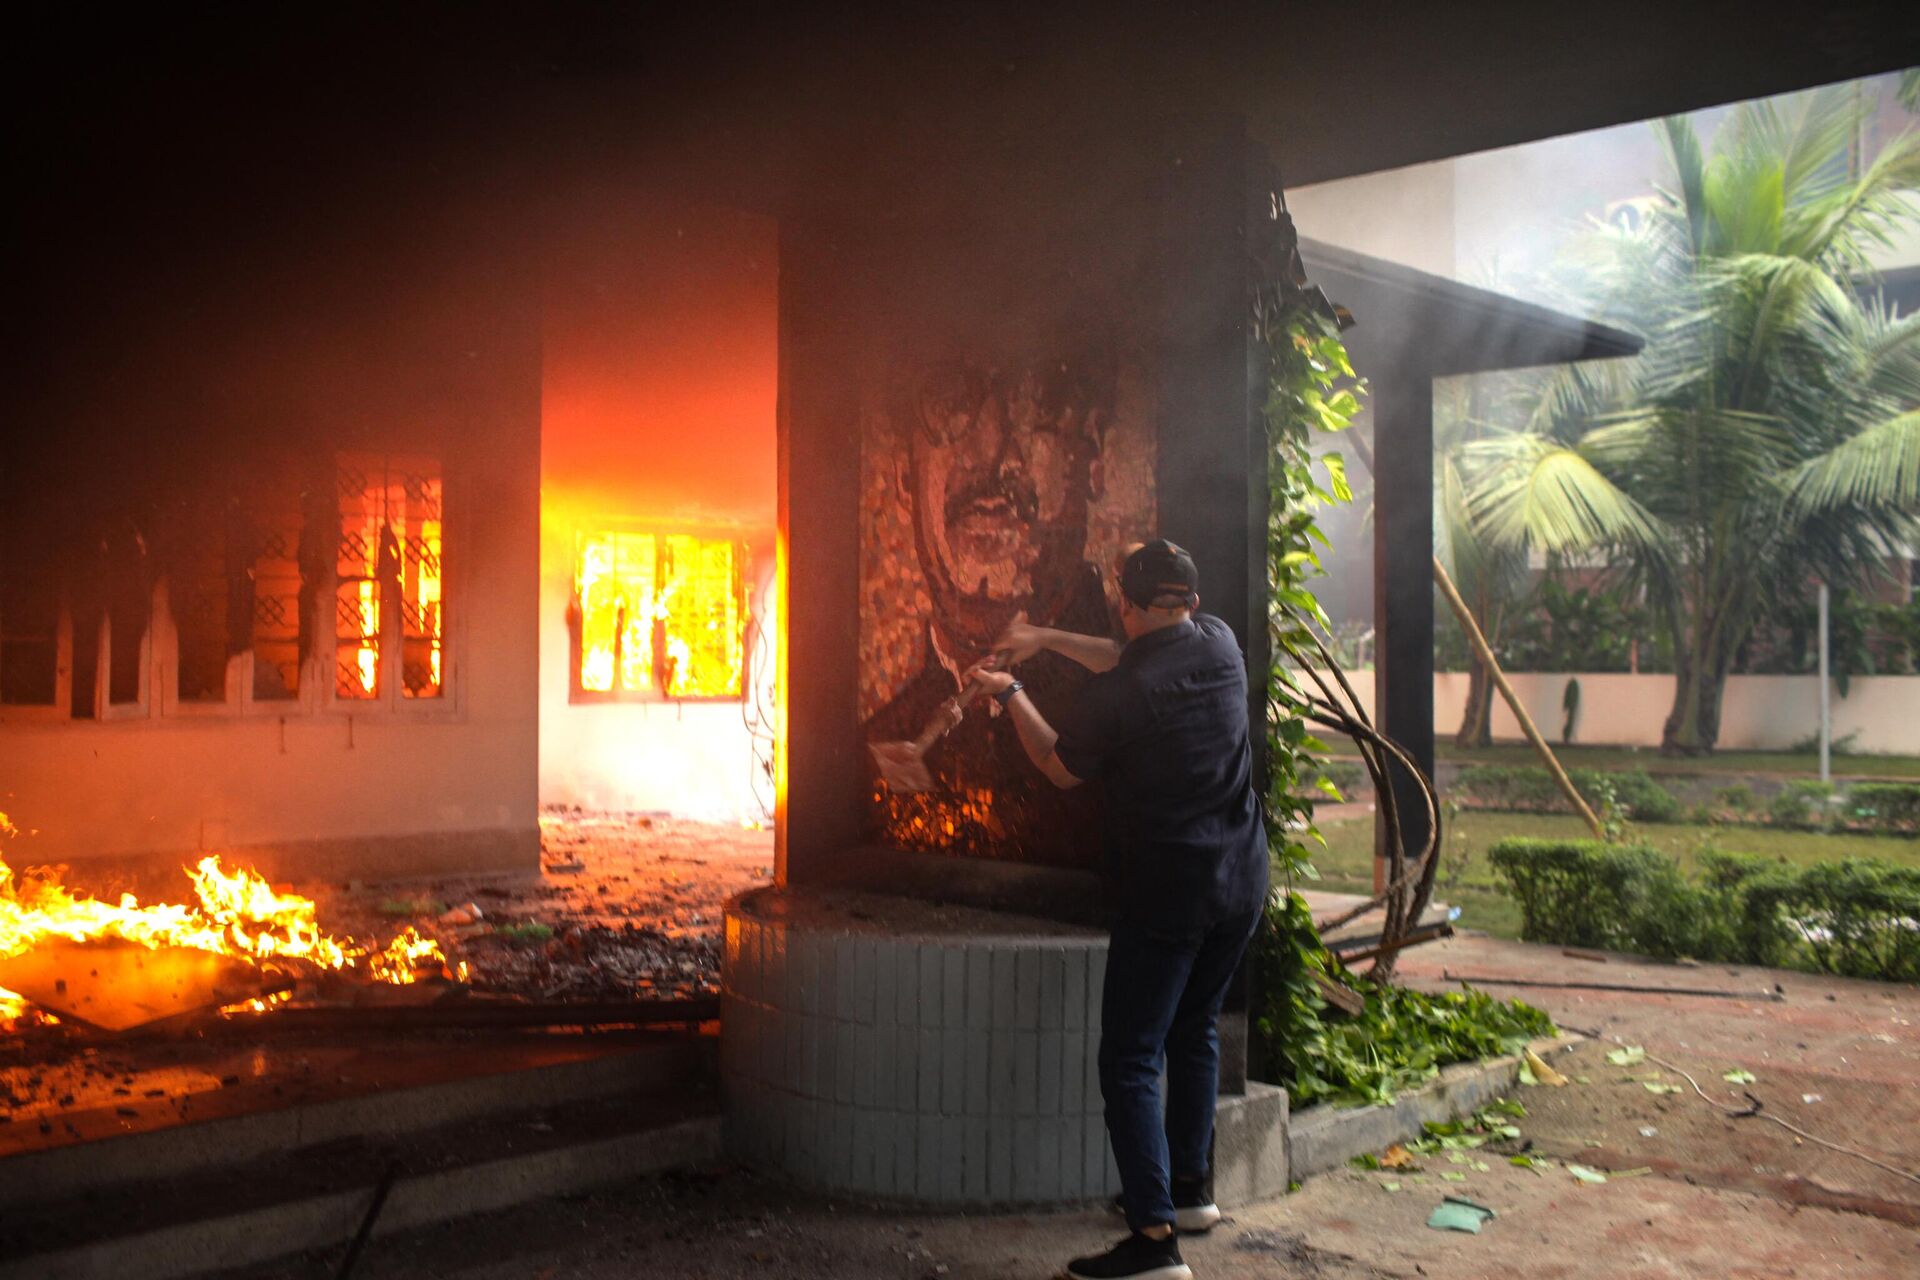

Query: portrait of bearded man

[863,349,1125,869]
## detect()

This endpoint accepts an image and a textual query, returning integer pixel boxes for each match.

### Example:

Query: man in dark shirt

[965,539,1269,1280]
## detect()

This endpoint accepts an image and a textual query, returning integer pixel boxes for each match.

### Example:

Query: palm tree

[1462,85,1920,755]
[1438,351,1651,746]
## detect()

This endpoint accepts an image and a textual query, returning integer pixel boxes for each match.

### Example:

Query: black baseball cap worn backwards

[1120,538,1199,610]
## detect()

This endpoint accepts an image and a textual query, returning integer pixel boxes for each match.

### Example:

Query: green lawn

[1419,741,1920,780]
[1304,809,1920,942]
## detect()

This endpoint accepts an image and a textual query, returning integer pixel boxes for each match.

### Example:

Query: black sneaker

[1065,1230,1192,1280]
[1109,1177,1222,1235]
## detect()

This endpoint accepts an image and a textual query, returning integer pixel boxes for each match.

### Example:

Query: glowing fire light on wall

[0,811,455,1028]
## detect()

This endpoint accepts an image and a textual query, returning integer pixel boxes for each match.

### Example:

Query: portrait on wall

[858,341,1157,868]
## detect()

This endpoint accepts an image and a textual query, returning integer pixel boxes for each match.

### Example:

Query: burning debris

[0,807,763,1063]
[0,811,459,1032]
[321,810,771,1005]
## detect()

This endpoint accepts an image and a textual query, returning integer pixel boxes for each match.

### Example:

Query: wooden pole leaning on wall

[1345,430,1605,841]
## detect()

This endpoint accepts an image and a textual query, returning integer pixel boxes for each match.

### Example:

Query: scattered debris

[1522,1047,1568,1087]
[1426,1196,1496,1233]
[1568,1164,1608,1184]
[1379,1144,1418,1170]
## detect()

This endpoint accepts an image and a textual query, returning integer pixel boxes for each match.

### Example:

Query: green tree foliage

[1453,86,1920,754]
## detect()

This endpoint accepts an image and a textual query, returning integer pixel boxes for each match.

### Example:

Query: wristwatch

[993,679,1025,707]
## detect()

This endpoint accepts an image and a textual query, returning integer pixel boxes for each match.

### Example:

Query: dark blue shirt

[1051,614,1270,928]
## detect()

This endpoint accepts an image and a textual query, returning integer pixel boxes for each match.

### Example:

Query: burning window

[335,454,444,701]
[573,532,745,700]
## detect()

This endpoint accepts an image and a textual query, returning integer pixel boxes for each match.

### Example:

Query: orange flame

[0,810,453,1027]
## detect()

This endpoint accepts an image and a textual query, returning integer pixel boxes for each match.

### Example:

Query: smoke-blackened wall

[780,120,1263,905]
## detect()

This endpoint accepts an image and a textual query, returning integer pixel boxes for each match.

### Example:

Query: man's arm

[995,618,1122,674]
[967,669,1084,789]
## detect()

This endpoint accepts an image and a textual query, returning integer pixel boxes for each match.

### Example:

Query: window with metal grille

[248,494,304,702]
[335,453,444,702]
[167,505,238,704]
[571,531,745,701]
[158,473,307,707]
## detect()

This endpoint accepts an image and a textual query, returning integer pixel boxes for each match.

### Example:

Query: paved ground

[222,931,1919,1279]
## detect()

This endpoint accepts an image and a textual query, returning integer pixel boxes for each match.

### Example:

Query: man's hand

[991,614,1048,665]
[965,662,1016,697]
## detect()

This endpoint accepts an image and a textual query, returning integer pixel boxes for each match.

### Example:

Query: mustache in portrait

[942,467,1040,530]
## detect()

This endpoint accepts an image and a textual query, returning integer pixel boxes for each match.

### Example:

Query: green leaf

[1606,1047,1647,1067]
[1568,1165,1608,1185]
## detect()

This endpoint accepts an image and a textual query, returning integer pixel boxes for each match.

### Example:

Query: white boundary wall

[1348,673,1920,755]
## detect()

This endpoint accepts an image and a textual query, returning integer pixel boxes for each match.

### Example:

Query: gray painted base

[721,887,1303,1210]
[722,886,1121,1206]
[1212,1081,1290,1208]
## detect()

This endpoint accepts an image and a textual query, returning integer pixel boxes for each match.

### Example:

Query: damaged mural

[859,342,1157,867]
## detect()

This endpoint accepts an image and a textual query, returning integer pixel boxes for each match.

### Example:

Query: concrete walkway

[221,933,1920,1280]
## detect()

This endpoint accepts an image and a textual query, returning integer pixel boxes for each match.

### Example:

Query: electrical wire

[1561,1026,1920,1188]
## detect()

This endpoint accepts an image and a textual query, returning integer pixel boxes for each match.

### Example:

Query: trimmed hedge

[1846,783,1920,835]
[1454,765,1680,823]
[1458,768,1918,837]
[1489,838,1920,982]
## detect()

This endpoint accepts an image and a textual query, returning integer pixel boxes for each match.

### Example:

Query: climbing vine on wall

[1248,209,1552,1105]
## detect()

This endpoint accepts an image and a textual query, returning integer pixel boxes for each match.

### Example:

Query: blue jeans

[1099,908,1261,1231]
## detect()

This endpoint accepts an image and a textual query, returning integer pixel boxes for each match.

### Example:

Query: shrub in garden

[1484,838,1675,950]
[1767,779,1835,829]
[1579,768,1680,824]
[1844,782,1920,835]
[1714,783,1758,820]
[1453,764,1680,823]
[1490,838,1920,982]
[1737,860,1920,982]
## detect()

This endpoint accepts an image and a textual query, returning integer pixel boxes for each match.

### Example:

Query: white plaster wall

[0,713,532,861]
[1350,673,1920,755]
